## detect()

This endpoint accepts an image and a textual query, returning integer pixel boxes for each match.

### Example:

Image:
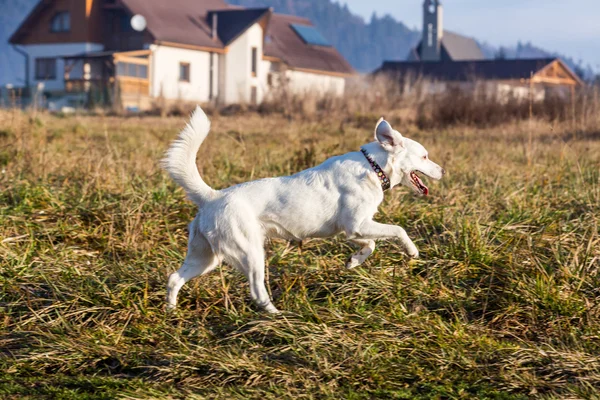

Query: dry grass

[0,103,599,399]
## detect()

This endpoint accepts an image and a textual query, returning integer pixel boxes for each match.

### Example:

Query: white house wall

[223,23,265,104]
[285,70,346,97]
[218,53,226,103]
[260,59,272,95]
[21,43,103,91]
[150,45,218,102]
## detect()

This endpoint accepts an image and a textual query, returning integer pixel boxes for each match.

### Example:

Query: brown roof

[119,0,229,48]
[410,31,485,62]
[9,0,52,43]
[10,0,353,75]
[264,13,354,76]
[376,58,582,85]
[441,31,485,61]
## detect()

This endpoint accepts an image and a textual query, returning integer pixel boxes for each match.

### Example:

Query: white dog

[163,106,445,313]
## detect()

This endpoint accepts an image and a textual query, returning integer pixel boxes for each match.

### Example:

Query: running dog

[163,106,445,313]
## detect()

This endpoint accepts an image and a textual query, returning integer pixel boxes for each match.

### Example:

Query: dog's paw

[264,304,281,314]
[407,247,419,259]
[346,256,361,269]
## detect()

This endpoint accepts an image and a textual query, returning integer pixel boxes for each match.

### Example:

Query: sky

[341,0,600,70]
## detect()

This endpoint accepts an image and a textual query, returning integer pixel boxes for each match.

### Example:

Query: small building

[407,0,484,62]
[376,58,583,101]
[375,0,582,101]
[9,0,354,110]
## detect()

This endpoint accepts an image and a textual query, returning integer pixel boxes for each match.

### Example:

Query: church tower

[421,0,443,61]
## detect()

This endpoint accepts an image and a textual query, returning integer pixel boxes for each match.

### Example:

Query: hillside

[229,0,421,72]
[233,0,592,78]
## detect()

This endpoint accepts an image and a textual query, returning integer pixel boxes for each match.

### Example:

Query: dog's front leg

[349,220,419,259]
[346,239,375,269]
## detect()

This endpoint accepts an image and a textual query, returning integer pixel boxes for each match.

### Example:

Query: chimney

[421,0,443,62]
[212,13,218,40]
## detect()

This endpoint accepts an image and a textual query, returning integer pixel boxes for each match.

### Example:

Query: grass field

[1,106,599,399]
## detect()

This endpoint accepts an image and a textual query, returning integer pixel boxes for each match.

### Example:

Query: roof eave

[553,59,585,86]
[154,40,226,53]
[9,0,50,44]
[209,8,273,46]
[116,0,159,44]
[289,66,356,78]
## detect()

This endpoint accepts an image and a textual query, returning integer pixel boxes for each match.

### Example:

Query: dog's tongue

[414,174,429,196]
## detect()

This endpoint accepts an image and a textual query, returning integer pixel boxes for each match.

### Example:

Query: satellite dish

[131,14,147,32]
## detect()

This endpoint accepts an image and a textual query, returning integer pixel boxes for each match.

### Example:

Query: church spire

[421,0,443,61]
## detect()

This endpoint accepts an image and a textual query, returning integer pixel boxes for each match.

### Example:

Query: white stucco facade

[284,69,346,96]
[21,42,103,91]
[150,44,219,103]
[222,23,266,104]
[18,26,349,107]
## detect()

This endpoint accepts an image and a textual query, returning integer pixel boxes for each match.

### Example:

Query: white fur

[163,107,445,313]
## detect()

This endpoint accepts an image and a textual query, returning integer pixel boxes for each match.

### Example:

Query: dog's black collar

[361,148,391,191]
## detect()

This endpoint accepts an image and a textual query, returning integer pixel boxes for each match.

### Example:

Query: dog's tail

[162,106,218,206]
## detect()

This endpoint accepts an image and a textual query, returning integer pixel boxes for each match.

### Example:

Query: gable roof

[376,58,582,85]
[9,0,55,43]
[410,31,485,61]
[207,8,271,46]
[10,0,353,75]
[440,31,485,61]
[118,0,229,49]
[264,13,354,76]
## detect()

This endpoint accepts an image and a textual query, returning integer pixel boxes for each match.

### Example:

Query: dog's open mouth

[410,171,429,196]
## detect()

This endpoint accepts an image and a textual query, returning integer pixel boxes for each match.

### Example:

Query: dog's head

[374,118,445,196]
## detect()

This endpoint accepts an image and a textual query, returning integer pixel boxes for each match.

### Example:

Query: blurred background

[0,0,598,113]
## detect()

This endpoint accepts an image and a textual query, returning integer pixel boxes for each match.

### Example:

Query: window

[251,47,258,76]
[139,64,148,78]
[179,62,190,82]
[250,86,257,105]
[35,58,56,80]
[127,63,137,77]
[50,11,70,33]
[116,62,148,79]
[427,23,433,46]
[428,1,437,14]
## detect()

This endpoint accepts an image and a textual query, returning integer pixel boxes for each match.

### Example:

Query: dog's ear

[375,117,404,152]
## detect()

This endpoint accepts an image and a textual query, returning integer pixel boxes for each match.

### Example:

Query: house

[9,0,354,109]
[375,0,582,101]
[377,58,583,101]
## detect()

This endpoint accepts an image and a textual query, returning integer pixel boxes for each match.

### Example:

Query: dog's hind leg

[167,232,218,310]
[246,252,279,314]
[227,243,279,314]
[242,249,279,314]
[346,239,376,269]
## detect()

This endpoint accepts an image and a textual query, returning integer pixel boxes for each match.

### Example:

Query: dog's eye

[423,155,427,160]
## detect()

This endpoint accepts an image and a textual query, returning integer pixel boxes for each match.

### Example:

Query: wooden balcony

[116,77,150,96]
[65,79,108,93]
